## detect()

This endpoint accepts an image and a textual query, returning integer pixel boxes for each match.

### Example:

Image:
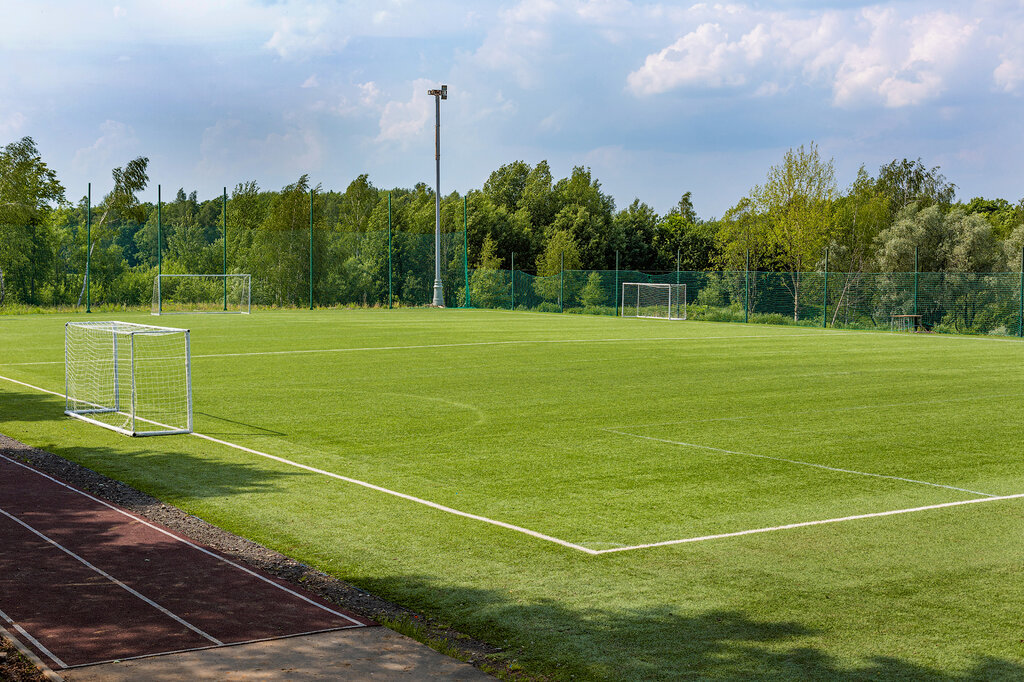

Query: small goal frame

[152,273,251,315]
[621,282,687,320]
[64,321,193,437]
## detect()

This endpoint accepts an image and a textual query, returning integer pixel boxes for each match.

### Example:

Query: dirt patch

[0,636,48,682]
[0,435,516,681]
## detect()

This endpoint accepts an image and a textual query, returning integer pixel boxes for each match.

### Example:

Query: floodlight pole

[428,84,448,307]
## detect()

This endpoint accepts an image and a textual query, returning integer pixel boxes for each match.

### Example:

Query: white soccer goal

[621,282,687,320]
[152,274,251,315]
[65,321,192,437]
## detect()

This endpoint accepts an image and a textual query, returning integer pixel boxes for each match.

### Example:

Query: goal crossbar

[153,274,251,315]
[64,321,193,437]
[621,282,687,320]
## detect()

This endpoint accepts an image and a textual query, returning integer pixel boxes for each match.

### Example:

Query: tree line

[1,135,1022,308]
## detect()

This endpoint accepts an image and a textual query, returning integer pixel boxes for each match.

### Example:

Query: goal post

[153,274,251,315]
[65,321,192,436]
[621,282,687,320]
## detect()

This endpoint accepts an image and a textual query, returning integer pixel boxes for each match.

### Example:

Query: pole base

[432,281,445,307]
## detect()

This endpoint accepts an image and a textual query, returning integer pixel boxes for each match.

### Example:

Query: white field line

[0,374,598,555]
[610,392,1024,430]
[0,505,223,646]
[603,429,997,498]
[592,494,1024,554]
[5,372,1023,556]
[0,452,369,624]
[0,331,862,366]
[0,608,67,670]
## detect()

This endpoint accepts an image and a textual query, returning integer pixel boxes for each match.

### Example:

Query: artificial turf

[1,308,1023,679]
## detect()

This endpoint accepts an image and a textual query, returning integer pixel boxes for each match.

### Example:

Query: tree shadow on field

[0,389,64,423]
[353,574,1024,681]
[195,411,286,437]
[0,387,300,501]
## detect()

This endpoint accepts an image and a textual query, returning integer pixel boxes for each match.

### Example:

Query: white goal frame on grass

[152,274,251,315]
[621,282,686,320]
[64,321,192,437]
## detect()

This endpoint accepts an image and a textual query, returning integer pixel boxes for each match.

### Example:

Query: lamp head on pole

[428,85,448,99]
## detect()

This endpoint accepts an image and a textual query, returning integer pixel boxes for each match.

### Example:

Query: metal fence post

[387,192,392,309]
[1019,247,1023,337]
[676,247,680,285]
[222,187,227,311]
[559,252,564,313]
[510,251,515,310]
[463,196,470,308]
[156,184,161,314]
[744,249,749,323]
[822,247,828,328]
[615,250,620,316]
[309,188,314,310]
[914,246,919,317]
[86,183,91,313]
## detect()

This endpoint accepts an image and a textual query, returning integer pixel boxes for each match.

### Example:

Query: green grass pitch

[2,309,1023,679]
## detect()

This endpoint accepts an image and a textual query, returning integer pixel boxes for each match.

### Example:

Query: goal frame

[152,273,251,315]
[64,321,193,437]
[620,282,687,320]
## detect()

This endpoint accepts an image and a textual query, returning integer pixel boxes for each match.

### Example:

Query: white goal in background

[621,282,687,320]
[152,274,251,315]
[64,321,192,436]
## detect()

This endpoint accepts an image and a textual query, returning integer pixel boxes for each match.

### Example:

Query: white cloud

[627,5,982,108]
[197,118,323,180]
[113,6,127,19]
[376,79,434,144]
[0,111,27,138]
[72,120,140,170]
[302,75,319,89]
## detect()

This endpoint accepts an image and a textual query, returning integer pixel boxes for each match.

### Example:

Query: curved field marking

[4,372,1024,556]
[603,429,997,498]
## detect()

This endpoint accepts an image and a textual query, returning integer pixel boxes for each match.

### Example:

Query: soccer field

[2,309,1023,679]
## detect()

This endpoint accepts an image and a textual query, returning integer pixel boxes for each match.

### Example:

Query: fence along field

[5,212,1024,337]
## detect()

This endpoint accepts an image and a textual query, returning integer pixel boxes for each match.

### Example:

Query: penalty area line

[0,372,599,556]
[592,493,1024,554]
[604,429,996,498]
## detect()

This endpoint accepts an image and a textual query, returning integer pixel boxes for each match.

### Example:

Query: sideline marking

[591,494,1024,554]
[4,373,1024,556]
[0,331,860,366]
[610,392,1024,430]
[0,506,223,648]
[0,373,599,554]
[604,429,996,498]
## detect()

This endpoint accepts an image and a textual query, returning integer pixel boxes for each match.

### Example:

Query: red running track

[0,452,372,670]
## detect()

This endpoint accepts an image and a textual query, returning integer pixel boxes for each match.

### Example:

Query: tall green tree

[0,137,66,305]
[750,142,837,319]
[76,156,149,305]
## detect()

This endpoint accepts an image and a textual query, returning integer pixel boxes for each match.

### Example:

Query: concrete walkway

[60,628,493,681]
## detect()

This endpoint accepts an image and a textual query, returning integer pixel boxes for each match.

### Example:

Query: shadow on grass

[0,386,300,501]
[195,411,286,437]
[352,575,1024,681]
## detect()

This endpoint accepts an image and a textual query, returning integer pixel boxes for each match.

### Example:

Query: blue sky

[2,0,1023,218]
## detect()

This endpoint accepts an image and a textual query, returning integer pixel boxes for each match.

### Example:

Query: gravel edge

[0,434,518,681]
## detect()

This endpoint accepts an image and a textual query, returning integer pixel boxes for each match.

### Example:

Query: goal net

[621,283,687,320]
[65,321,192,436]
[152,274,251,315]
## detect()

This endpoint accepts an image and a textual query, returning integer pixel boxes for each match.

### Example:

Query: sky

[1,0,1023,219]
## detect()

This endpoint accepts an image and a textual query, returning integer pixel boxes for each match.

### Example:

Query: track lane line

[0,608,67,670]
[0,506,222,646]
